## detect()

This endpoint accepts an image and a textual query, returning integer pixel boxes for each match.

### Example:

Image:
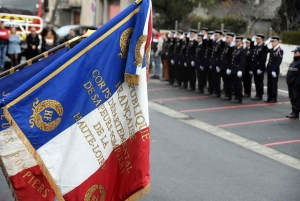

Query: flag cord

[0,30,95,79]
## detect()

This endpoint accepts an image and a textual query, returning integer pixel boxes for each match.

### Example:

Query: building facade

[46,0,133,27]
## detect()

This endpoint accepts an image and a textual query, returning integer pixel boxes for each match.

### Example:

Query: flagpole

[0,30,95,79]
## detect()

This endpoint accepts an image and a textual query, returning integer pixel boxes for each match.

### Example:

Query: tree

[271,0,300,34]
[152,0,217,29]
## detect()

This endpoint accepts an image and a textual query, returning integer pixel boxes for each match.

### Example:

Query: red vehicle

[0,0,47,37]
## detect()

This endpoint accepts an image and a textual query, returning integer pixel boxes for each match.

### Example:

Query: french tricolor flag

[2,0,152,200]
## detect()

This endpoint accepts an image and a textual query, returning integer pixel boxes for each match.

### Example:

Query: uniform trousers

[233,74,243,101]
[243,70,252,96]
[253,70,264,98]
[197,67,206,92]
[288,84,300,111]
[267,73,278,101]
[168,59,175,84]
[187,64,196,89]
[205,66,213,94]
[177,62,186,86]
[221,70,232,98]
[212,66,221,95]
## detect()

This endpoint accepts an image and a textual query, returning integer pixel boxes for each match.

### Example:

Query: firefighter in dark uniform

[171,30,184,87]
[286,47,300,119]
[250,33,268,101]
[230,36,246,103]
[203,31,214,95]
[210,30,225,98]
[265,36,284,103]
[195,33,205,93]
[185,29,198,91]
[242,38,254,98]
[178,33,188,89]
[166,30,176,85]
[220,32,235,100]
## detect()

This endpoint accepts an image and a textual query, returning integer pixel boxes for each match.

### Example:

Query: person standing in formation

[250,33,268,101]
[242,38,254,98]
[286,47,300,119]
[166,31,175,85]
[185,29,198,91]
[172,30,184,87]
[265,36,284,103]
[195,33,205,94]
[210,30,224,98]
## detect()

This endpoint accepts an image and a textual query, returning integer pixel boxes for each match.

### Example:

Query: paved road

[1,75,300,200]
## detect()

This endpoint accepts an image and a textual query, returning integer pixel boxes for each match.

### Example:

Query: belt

[289,67,298,71]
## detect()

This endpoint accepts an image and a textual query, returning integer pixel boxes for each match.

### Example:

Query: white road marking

[148,101,300,171]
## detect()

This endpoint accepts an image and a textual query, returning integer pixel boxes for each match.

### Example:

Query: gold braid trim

[0,157,18,201]
[124,73,140,85]
[27,59,33,66]
[3,108,65,201]
[125,184,150,201]
[43,52,49,58]
[9,67,15,74]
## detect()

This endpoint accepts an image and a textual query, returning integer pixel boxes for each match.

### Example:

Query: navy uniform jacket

[179,40,187,65]
[231,46,246,74]
[173,38,182,64]
[250,43,268,71]
[220,43,234,71]
[243,47,253,71]
[266,46,284,74]
[167,38,175,60]
[286,59,300,86]
[210,39,224,68]
[195,42,205,67]
[186,39,198,64]
[203,39,213,68]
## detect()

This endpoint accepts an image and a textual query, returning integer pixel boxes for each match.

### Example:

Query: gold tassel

[3,107,65,201]
[124,73,140,85]
[125,184,150,201]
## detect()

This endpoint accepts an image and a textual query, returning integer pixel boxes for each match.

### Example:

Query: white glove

[242,39,246,43]
[265,38,271,45]
[187,32,190,38]
[249,71,253,75]
[237,71,242,77]
[209,66,212,70]
[252,36,256,42]
[171,60,175,65]
[180,34,184,39]
[257,69,262,75]
[211,33,215,40]
[216,66,220,73]
[230,41,235,47]
[272,71,277,78]
[226,69,231,75]
[184,62,187,67]
[222,37,226,42]
[200,66,204,71]
[173,33,177,38]
[191,61,195,67]
[203,34,207,40]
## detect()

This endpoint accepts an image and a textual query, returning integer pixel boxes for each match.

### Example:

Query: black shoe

[289,113,299,119]
[243,94,250,98]
[230,99,242,104]
[187,88,195,91]
[221,96,231,101]
[195,89,204,94]
[210,94,220,98]
[251,96,262,101]
[150,75,159,79]
[264,99,271,103]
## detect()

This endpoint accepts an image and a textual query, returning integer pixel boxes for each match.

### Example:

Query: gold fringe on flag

[3,108,65,201]
[125,73,140,85]
[125,184,150,201]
